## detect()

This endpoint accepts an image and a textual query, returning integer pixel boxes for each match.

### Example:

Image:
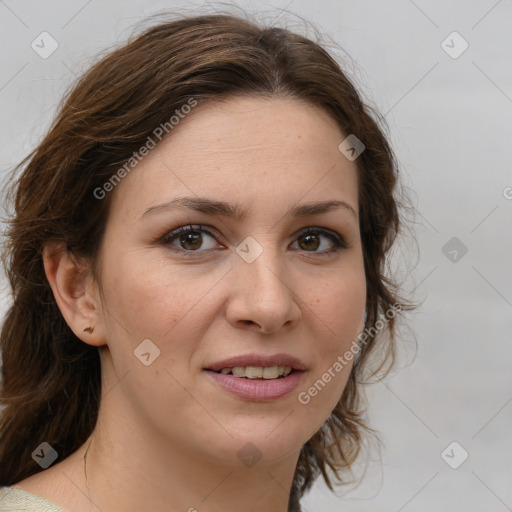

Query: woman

[0,11,413,512]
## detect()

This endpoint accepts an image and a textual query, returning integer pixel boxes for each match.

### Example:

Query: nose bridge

[238,238,289,299]
[228,235,301,332]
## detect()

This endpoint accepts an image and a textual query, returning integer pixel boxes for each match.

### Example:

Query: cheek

[103,249,192,330]
[100,248,224,370]
[309,270,366,339]
[303,268,365,401]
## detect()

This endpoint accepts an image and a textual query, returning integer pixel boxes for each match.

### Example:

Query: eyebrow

[139,196,357,222]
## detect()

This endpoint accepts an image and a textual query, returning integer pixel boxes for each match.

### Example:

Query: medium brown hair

[0,11,414,511]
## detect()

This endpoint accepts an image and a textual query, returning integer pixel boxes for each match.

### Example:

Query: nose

[225,249,302,334]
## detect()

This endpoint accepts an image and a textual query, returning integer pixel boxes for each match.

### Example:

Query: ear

[42,242,106,347]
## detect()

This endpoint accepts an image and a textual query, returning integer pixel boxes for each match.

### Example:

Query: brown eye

[163,225,218,252]
[298,233,320,251]
[292,228,346,256]
[161,225,346,257]
[178,230,203,251]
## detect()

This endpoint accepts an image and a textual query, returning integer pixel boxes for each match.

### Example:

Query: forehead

[108,95,359,221]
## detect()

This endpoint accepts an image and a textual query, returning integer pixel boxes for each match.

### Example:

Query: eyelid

[295,226,347,247]
[161,224,222,247]
[161,224,347,255]
[291,226,347,255]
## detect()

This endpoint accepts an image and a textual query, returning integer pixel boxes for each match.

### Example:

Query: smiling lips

[205,352,307,372]
[204,353,306,401]
[218,365,293,379]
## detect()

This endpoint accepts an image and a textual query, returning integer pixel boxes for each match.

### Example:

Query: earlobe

[42,242,105,347]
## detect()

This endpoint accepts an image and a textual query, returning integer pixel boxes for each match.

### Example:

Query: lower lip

[203,369,305,401]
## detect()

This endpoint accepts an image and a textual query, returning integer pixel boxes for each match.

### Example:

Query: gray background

[1,1,511,511]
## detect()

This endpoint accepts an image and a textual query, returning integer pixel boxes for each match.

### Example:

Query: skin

[17,96,366,512]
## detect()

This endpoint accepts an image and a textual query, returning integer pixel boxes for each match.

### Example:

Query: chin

[212,424,310,465]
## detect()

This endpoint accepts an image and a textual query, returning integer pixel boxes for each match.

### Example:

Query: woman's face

[92,96,366,465]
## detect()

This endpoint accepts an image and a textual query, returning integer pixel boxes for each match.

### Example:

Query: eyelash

[160,224,347,257]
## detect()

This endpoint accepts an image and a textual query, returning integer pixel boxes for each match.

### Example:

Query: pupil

[181,232,202,250]
[300,233,319,251]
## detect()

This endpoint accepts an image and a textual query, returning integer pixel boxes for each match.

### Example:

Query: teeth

[218,366,293,379]
[245,366,263,379]
[262,366,279,379]
[232,367,246,378]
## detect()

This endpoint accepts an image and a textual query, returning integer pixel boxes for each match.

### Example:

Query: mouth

[205,353,307,374]
[203,354,306,401]
[209,366,297,379]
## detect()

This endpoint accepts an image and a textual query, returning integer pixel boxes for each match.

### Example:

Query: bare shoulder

[14,462,65,493]
[12,465,66,506]
[12,453,88,511]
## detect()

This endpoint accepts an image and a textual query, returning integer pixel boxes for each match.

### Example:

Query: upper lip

[205,353,307,372]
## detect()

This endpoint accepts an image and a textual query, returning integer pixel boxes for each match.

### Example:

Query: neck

[81,420,298,511]
[56,370,301,512]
